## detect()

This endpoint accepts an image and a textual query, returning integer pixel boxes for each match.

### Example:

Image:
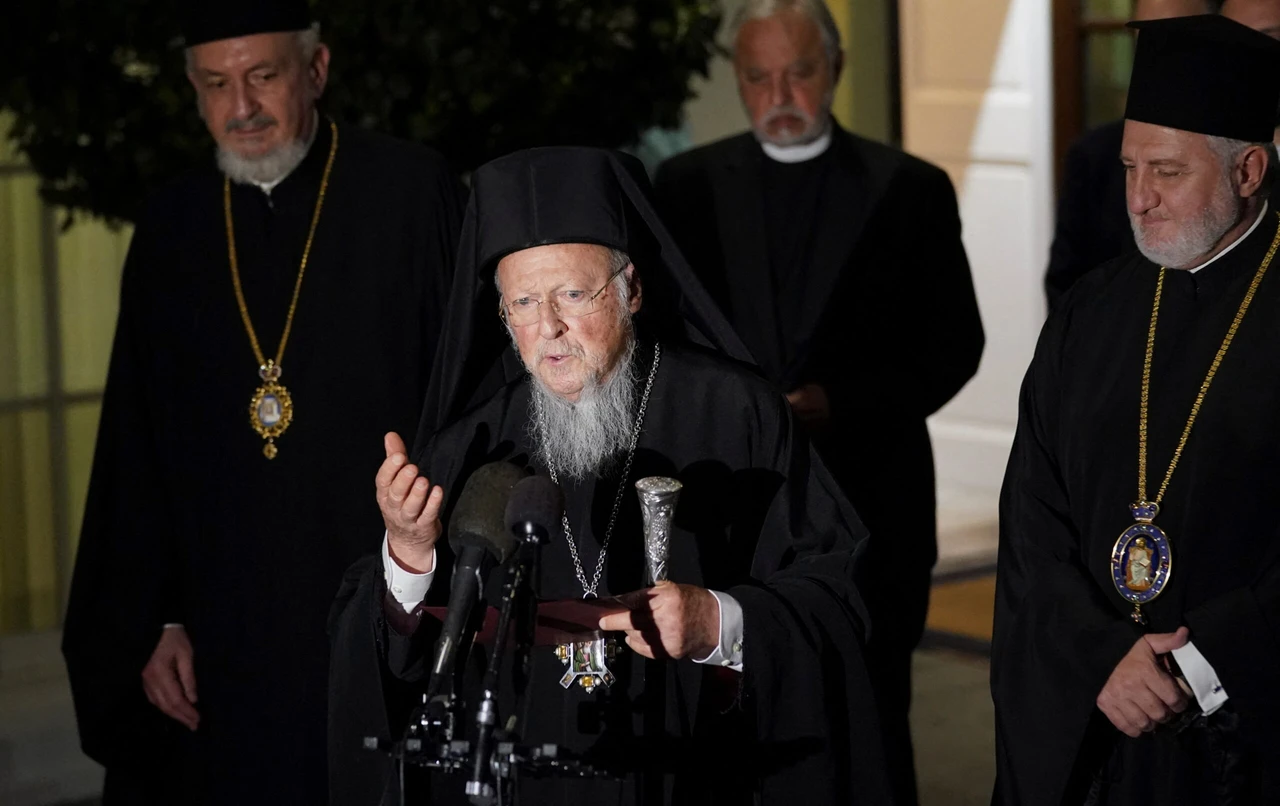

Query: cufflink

[392,586,403,595]
[720,659,731,667]
[1212,684,1223,694]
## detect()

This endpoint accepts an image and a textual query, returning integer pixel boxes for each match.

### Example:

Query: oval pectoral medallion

[1111,522,1172,605]
[249,381,293,459]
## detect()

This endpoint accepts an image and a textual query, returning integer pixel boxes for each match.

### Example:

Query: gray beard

[1131,175,1243,268]
[217,137,311,186]
[528,337,638,482]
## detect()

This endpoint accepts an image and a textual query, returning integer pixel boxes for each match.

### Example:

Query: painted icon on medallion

[1124,537,1155,591]
[258,394,283,427]
[1110,523,1172,605]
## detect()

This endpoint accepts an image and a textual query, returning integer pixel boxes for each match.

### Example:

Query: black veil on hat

[1125,14,1280,142]
[415,147,754,443]
[180,0,312,48]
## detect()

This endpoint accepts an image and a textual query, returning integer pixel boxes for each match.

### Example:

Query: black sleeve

[727,392,893,804]
[991,310,1141,806]
[61,211,183,769]
[1183,554,1280,733]
[810,166,984,419]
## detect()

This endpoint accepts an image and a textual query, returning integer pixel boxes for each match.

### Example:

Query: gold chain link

[1139,212,1280,506]
[224,119,339,372]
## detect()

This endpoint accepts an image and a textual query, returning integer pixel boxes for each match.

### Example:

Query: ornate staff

[635,477,682,586]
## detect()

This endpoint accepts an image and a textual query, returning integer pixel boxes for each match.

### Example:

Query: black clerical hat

[180,0,313,48]
[1125,14,1280,142]
[414,148,752,440]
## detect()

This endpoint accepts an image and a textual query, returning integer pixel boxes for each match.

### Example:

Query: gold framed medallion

[249,377,294,459]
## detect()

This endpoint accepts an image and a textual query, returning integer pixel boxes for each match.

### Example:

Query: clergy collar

[1188,200,1269,274]
[759,124,833,164]
[251,110,321,196]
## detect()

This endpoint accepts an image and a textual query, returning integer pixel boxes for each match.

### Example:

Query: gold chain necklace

[225,118,338,459]
[1111,212,1280,623]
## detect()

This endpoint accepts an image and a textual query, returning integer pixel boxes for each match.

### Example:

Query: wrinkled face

[187,32,329,160]
[1220,0,1280,39]
[1122,120,1247,268]
[734,10,840,147]
[497,244,642,402]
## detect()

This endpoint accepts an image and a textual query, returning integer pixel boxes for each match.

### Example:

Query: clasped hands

[1097,627,1196,738]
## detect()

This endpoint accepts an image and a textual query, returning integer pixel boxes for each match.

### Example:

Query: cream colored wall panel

[905,92,1033,164]
[904,0,1016,92]
[902,0,1054,494]
[947,164,1043,425]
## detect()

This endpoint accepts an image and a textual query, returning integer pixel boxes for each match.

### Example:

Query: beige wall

[902,0,1055,491]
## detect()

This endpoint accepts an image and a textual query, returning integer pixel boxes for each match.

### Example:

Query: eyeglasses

[498,264,629,327]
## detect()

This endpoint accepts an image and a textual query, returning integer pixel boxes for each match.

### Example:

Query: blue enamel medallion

[1110,522,1172,604]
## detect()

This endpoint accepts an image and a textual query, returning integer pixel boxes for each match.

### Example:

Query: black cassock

[329,342,891,806]
[62,121,463,804]
[994,210,1280,805]
[654,124,984,806]
[328,146,892,806]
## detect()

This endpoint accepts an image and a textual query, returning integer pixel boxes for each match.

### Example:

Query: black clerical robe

[62,121,463,804]
[328,342,893,806]
[654,125,983,806]
[1045,120,1136,311]
[994,211,1280,805]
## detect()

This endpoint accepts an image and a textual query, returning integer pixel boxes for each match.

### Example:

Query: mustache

[535,339,586,362]
[224,114,277,133]
[761,104,814,127]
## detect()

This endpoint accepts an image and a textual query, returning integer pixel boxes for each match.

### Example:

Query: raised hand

[376,432,444,573]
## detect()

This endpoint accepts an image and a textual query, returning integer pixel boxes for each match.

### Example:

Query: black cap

[181,0,312,48]
[1125,14,1280,142]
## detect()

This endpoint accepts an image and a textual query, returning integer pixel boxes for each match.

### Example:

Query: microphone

[423,461,528,701]
[504,474,564,542]
[466,474,564,803]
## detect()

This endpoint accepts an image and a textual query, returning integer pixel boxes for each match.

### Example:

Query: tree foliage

[0,1,722,222]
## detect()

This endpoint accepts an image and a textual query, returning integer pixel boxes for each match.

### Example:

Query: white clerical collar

[760,127,833,164]
[1189,201,1269,274]
[252,111,320,196]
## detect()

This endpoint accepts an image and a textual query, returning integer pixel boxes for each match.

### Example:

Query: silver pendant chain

[547,342,661,598]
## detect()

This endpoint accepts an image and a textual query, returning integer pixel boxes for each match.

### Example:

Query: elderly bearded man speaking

[328,148,892,806]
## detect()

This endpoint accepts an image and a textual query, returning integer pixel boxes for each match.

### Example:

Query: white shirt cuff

[692,590,744,672]
[1171,640,1229,716]
[381,533,435,613]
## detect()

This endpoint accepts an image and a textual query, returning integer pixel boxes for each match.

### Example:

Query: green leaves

[0,0,721,223]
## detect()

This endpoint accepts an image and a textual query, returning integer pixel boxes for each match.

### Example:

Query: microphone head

[505,474,564,538]
[449,461,529,562]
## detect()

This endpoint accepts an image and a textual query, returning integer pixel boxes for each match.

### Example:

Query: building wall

[902,0,1054,492]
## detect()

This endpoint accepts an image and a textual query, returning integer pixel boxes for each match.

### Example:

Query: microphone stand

[465,523,547,805]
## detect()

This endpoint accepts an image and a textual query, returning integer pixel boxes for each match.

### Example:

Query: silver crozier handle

[635,477,682,586]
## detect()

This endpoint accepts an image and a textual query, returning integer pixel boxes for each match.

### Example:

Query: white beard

[1131,173,1244,268]
[217,137,311,187]
[528,335,638,481]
